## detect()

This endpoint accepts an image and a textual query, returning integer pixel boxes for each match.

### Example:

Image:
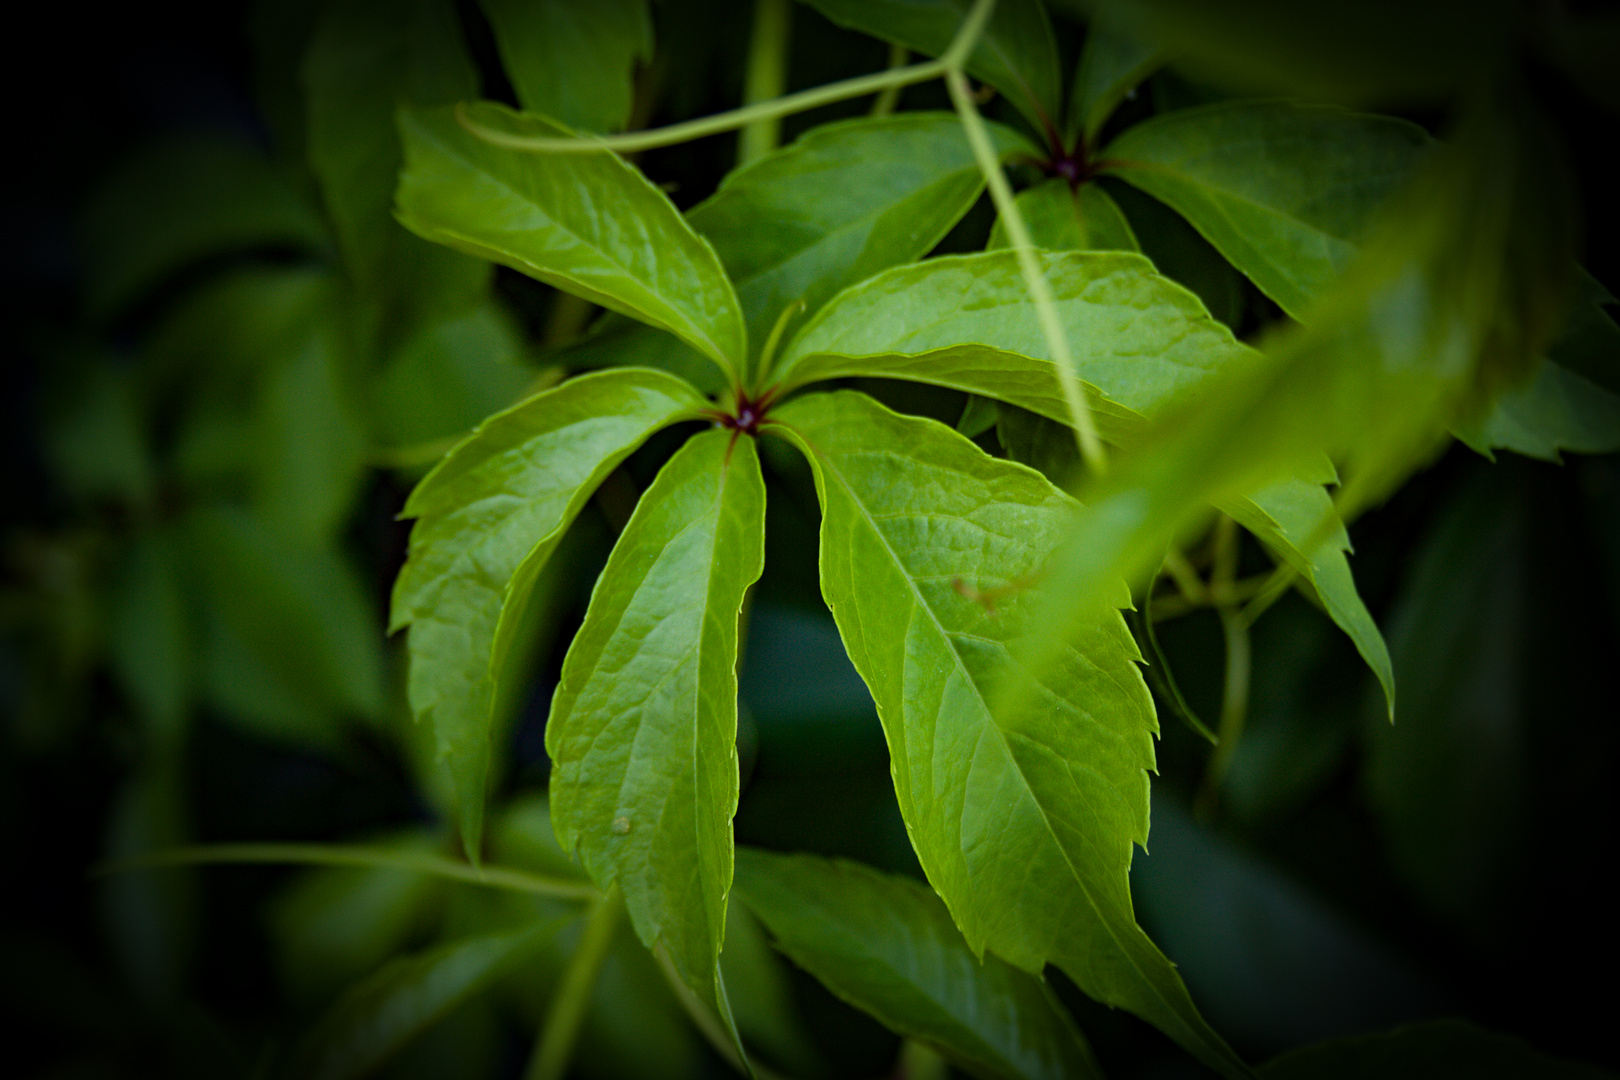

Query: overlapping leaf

[1068,15,1161,147]
[547,429,765,1024]
[1259,1020,1611,1080]
[390,370,705,854]
[395,103,745,381]
[987,179,1140,253]
[734,848,1101,1080]
[769,390,1245,1077]
[477,0,652,133]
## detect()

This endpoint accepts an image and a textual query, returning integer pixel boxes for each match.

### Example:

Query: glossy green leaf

[801,0,1063,137]
[1258,1020,1612,1080]
[688,113,1034,350]
[303,0,489,352]
[734,848,1100,1080]
[79,134,329,321]
[548,429,766,1023]
[986,179,1140,253]
[1069,16,1161,147]
[1102,102,1430,318]
[396,103,746,381]
[391,369,704,856]
[290,923,559,1080]
[477,0,652,132]
[1108,180,1246,329]
[769,390,1245,1077]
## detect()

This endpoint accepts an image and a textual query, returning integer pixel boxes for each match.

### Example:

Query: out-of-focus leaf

[1102,102,1430,319]
[396,103,745,382]
[106,530,192,746]
[249,0,324,166]
[553,315,727,396]
[548,429,765,1028]
[801,0,1063,137]
[688,113,1033,350]
[44,360,155,507]
[734,848,1100,1080]
[390,370,704,856]
[79,134,329,321]
[101,764,194,1007]
[1068,15,1161,147]
[720,895,822,1077]
[986,179,1139,253]
[303,0,488,353]
[142,264,335,389]
[490,793,592,884]
[372,299,532,450]
[288,922,559,1080]
[769,390,1245,1077]
[1258,1020,1611,1080]
[1542,271,1620,396]
[476,0,652,132]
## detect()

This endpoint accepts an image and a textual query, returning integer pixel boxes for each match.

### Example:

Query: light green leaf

[734,848,1101,1080]
[1259,1020,1612,1080]
[987,179,1140,253]
[547,429,766,1025]
[1102,101,1430,319]
[688,113,1034,351]
[800,0,1063,137]
[1069,16,1161,147]
[769,390,1245,1077]
[303,0,489,353]
[477,0,652,132]
[391,369,704,857]
[289,922,559,1080]
[396,103,746,381]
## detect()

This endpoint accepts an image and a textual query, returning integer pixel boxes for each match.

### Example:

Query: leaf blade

[476,0,652,133]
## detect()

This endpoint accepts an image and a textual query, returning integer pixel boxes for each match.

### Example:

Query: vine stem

[739,0,792,166]
[870,43,909,116]
[91,842,599,901]
[526,884,623,1080]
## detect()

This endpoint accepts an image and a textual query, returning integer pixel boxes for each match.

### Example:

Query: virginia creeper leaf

[476,0,652,132]
[987,179,1140,253]
[719,896,822,1077]
[1259,1020,1612,1080]
[391,370,706,856]
[734,848,1102,1080]
[1068,16,1161,147]
[800,0,1063,137]
[769,390,1246,1077]
[395,103,746,381]
[1102,102,1430,319]
[547,428,766,1029]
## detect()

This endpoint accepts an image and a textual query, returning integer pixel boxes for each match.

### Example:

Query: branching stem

[526,885,623,1080]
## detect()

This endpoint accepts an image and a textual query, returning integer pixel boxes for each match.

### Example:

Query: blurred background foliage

[2,0,1617,1077]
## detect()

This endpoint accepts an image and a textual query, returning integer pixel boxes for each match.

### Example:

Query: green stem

[1238,564,1297,629]
[526,884,623,1080]
[946,65,1108,478]
[93,843,598,902]
[1199,606,1251,816]
[740,0,793,166]
[870,43,909,116]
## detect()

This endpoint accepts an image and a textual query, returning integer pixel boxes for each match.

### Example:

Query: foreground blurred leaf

[396,103,746,381]
[770,391,1244,1077]
[548,429,765,1030]
[477,0,652,133]
[735,848,1100,1080]
[986,179,1140,254]
[391,370,704,856]
[1258,1020,1611,1079]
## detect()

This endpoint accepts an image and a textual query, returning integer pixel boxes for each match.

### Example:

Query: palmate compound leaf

[733,848,1101,1080]
[395,103,746,384]
[766,390,1248,1078]
[390,370,706,858]
[476,0,652,134]
[546,428,766,1040]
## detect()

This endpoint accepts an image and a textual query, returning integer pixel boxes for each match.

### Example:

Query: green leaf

[987,179,1140,253]
[391,369,704,857]
[554,315,728,396]
[768,390,1245,1077]
[289,922,560,1080]
[1068,16,1161,147]
[1258,1020,1613,1080]
[303,0,489,353]
[1101,102,1430,319]
[688,113,1034,351]
[101,763,194,1007]
[547,428,766,1025]
[107,530,192,745]
[775,250,1252,446]
[477,0,652,132]
[396,103,746,381]
[79,134,329,321]
[719,896,822,1077]
[734,848,1101,1080]
[800,0,1063,138]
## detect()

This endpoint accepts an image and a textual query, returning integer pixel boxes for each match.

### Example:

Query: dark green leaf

[554,315,728,396]
[396,103,746,381]
[102,764,194,1007]
[44,360,156,507]
[1069,16,1161,147]
[986,179,1140,253]
[548,429,766,1022]
[477,0,652,132]
[800,0,1063,138]
[107,530,192,745]
[769,390,1245,1077]
[391,370,705,855]
[1259,1020,1612,1080]
[734,848,1100,1080]
[719,897,822,1077]
[1455,362,1620,461]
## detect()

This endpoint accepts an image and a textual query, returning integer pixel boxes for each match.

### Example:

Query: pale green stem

[1238,564,1297,630]
[946,66,1108,477]
[526,884,623,1080]
[1199,607,1251,816]
[740,0,792,165]
[94,843,598,901]
[869,43,909,116]
[1161,548,1207,604]
[898,1039,949,1080]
